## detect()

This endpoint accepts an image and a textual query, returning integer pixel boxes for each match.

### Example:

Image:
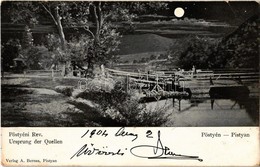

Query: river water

[146,95,259,127]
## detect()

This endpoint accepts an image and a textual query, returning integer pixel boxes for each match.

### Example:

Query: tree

[169,14,259,70]
[22,25,34,48]
[5,1,168,76]
[7,1,91,74]
[20,45,53,70]
[179,36,217,69]
[168,36,219,69]
[2,39,21,71]
[214,14,259,69]
[75,2,168,76]
[8,2,69,50]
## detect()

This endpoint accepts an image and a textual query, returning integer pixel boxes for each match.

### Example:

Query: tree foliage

[22,26,34,48]
[1,39,21,71]
[20,45,53,70]
[179,37,219,69]
[4,1,168,74]
[169,14,259,70]
[215,14,259,69]
[169,36,219,69]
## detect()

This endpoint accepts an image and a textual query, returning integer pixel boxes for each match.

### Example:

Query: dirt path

[1,86,75,126]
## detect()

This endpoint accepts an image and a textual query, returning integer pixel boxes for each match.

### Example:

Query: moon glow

[174,7,185,18]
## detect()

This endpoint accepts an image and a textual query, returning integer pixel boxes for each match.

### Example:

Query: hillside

[216,14,259,69]
[170,14,259,70]
[116,33,175,55]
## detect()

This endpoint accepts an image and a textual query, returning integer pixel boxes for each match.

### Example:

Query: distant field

[116,33,176,55]
[115,33,176,63]
[118,51,167,62]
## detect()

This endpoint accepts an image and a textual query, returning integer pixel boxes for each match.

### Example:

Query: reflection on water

[147,96,259,127]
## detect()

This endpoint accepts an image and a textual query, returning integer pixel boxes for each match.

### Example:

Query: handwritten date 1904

[81,129,108,138]
[130,131,203,162]
[73,128,203,162]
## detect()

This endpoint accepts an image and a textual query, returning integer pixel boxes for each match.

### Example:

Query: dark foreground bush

[55,86,74,96]
[115,97,171,126]
[75,89,171,126]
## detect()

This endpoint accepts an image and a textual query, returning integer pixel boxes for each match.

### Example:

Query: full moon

[174,7,185,18]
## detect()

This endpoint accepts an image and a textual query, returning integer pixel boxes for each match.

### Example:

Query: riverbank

[1,76,259,127]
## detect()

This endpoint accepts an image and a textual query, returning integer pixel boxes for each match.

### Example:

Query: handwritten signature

[70,143,125,159]
[71,128,203,162]
[130,131,203,162]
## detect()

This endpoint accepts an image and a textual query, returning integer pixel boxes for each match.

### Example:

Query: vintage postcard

[1,1,259,166]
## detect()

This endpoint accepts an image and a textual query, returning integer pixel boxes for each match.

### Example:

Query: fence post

[125,74,129,93]
[210,76,214,85]
[179,98,181,111]
[183,81,185,92]
[146,73,149,89]
[211,99,214,110]
[172,76,174,91]
[156,74,159,87]
[52,69,54,80]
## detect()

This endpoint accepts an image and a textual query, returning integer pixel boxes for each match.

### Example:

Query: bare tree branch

[40,2,58,26]
[92,4,100,42]
[83,27,95,39]
[97,2,103,28]
[54,6,66,49]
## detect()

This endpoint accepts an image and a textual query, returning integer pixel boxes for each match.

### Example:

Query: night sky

[1,1,259,42]
[167,1,259,25]
[1,1,259,24]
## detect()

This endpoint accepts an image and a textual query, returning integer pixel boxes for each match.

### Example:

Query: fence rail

[7,68,259,86]
[106,68,259,81]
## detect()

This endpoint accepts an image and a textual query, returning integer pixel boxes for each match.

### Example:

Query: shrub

[2,39,21,71]
[20,45,53,70]
[55,86,74,96]
[75,88,171,126]
[114,97,171,126]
